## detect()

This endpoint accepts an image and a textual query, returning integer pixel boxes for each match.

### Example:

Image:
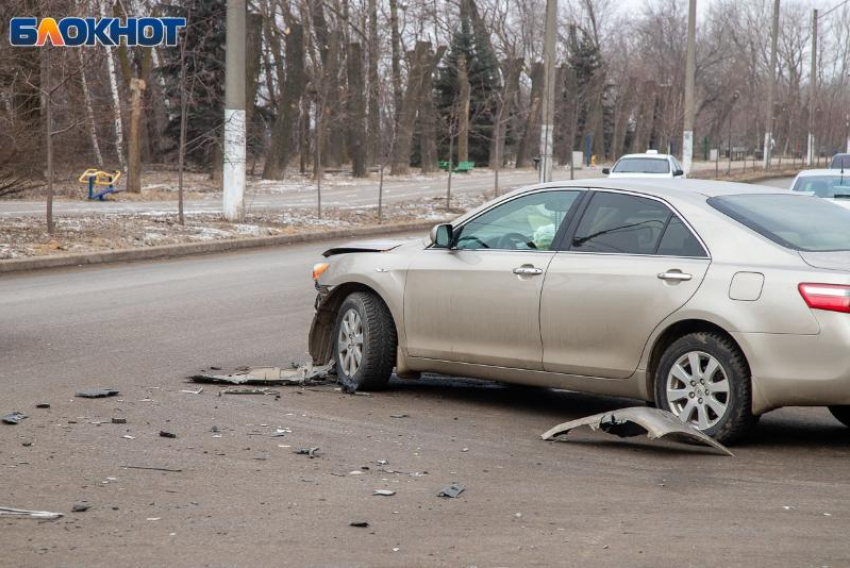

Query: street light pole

[763,0,780,170]
[539,0,557,184]
[807,9,818,166]
[223,0,247,221]
[682,0,697,175]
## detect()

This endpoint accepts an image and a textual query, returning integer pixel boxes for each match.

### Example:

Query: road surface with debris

[4,206,850,566]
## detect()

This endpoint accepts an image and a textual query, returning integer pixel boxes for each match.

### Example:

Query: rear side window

[571,193,670,254]
[709,194,850,252]
[657,217,706,257]
[612,158,670,174]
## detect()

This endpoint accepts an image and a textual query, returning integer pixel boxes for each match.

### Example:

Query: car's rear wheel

[334,292,396,392]
[654,331,759,444]
[828,406,850,428]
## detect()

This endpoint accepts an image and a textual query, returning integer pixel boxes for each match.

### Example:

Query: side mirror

[430,224,453,249]
[673,169,685,177]
[602,168,610,175]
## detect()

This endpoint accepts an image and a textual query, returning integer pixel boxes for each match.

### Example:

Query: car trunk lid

[799,250,850,271]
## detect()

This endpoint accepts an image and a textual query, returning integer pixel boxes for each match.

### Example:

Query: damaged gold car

[309,179,850,444]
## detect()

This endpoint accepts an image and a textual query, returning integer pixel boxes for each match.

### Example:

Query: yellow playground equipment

[78,169,123,200]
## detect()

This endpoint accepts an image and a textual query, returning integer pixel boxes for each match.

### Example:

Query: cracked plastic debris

[540,407,733,456]
[0,507,63,520]
[75,389,120,399]
[294,447,320,458]
[190,363,336,386]
[437,483,465,499]
[2,412,27,425]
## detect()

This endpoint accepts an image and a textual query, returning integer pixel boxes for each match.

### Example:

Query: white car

[603,151,686,179]
[790,170,850,207]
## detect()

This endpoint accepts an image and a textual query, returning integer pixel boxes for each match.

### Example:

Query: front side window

[454,191,581,251]
[709,194,850,252]
[571,192,671,255]
[791,175,850,198]
[612,158,670,174]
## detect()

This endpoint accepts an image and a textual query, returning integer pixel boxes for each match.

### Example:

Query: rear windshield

[613,158,670,174]
[709,194,850,252]
[791,175,850,198]
[832,154,850,169]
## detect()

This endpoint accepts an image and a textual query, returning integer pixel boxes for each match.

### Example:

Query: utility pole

[807,9,818,166]
[223,0,246,221]
[682,0,697,175]
[538,0,557,184]
[763,0,780,170]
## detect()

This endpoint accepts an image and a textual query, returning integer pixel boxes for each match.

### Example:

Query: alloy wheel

[665,351,730,430]
[337,308,364,377]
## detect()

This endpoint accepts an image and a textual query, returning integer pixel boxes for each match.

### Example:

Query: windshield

[612,158,670,174]
[791,174,850,198]
[709,194,850,252]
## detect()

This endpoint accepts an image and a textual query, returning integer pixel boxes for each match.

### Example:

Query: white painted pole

[682,0,697,175]
[223,0,246,221]
[538,0,557,184]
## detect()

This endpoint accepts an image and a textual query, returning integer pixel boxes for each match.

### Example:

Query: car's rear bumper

[734,311,850,413]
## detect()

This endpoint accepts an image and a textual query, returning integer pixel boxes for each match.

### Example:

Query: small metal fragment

[350,521,369,528]
[373,490,396,497]
[0,507,63,520]
[72,503,90,513]
[294,447,320,458]
[159,431,177,439]
[35,403,50,409]
[111,417,127,424]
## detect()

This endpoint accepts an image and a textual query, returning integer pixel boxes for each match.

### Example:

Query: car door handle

[658,270,693,282]
[513,266,544,276]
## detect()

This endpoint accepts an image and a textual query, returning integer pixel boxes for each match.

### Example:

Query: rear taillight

[798,283,850,313]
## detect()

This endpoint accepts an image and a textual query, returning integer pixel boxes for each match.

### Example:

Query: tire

[333,292,397,392]
[654,331,759,445]
[828,406,850,428]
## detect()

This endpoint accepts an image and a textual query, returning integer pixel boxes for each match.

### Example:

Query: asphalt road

[4,212,850,567]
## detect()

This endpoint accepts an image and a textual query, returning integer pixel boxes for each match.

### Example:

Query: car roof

[795,169,846,177]
[617,153,672,161]
[525,178,785,200]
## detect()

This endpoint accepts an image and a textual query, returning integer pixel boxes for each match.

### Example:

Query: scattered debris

[271,428,292,437]
[461,448,469,452]
[540,407,733,456]
[210,426,220,433]
[180,387,204,395]
[390,414,409,419]
[191,363,336,387]
[222,388,280,396]
[373,490,396,497]
[294,447,320,458]
[22,442,32,447]
[75,389,120,399]
[71,503,90,513]
[121,465,182,473]
[159,431,177,439]
[111,417,127,424]
[350,521,370,528]
[35,403,51,409]
[122,435,136,440]
[437,483,465,499]
[0,507,63,520]
[146,517,161,521]
[2,412,27,425]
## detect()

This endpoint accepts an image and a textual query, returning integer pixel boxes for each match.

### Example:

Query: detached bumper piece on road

[541,407,733,456]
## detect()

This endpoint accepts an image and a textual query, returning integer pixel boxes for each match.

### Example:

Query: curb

[0,219,446,275]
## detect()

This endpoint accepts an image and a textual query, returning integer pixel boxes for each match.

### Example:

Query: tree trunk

[367,0,381,165]
[347,42,367,177]
[419,59,438,173]
[263,21,304,180]
[610,77,635,161]
[78,50,103,168]
[457,54,471,164]
[516,62,544,168]
[391,42,446,176]
[127,78,146,193]
[489,57,522,169]
[554,64,570,165]
[103,46,125,168]
[389,0,403,125]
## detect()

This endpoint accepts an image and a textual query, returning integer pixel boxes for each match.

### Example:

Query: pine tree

[158,0,226,167]
[435,0,501,166]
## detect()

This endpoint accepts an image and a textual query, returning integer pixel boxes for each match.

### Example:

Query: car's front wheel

[654,332,759,444]
[333,292,397,392]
